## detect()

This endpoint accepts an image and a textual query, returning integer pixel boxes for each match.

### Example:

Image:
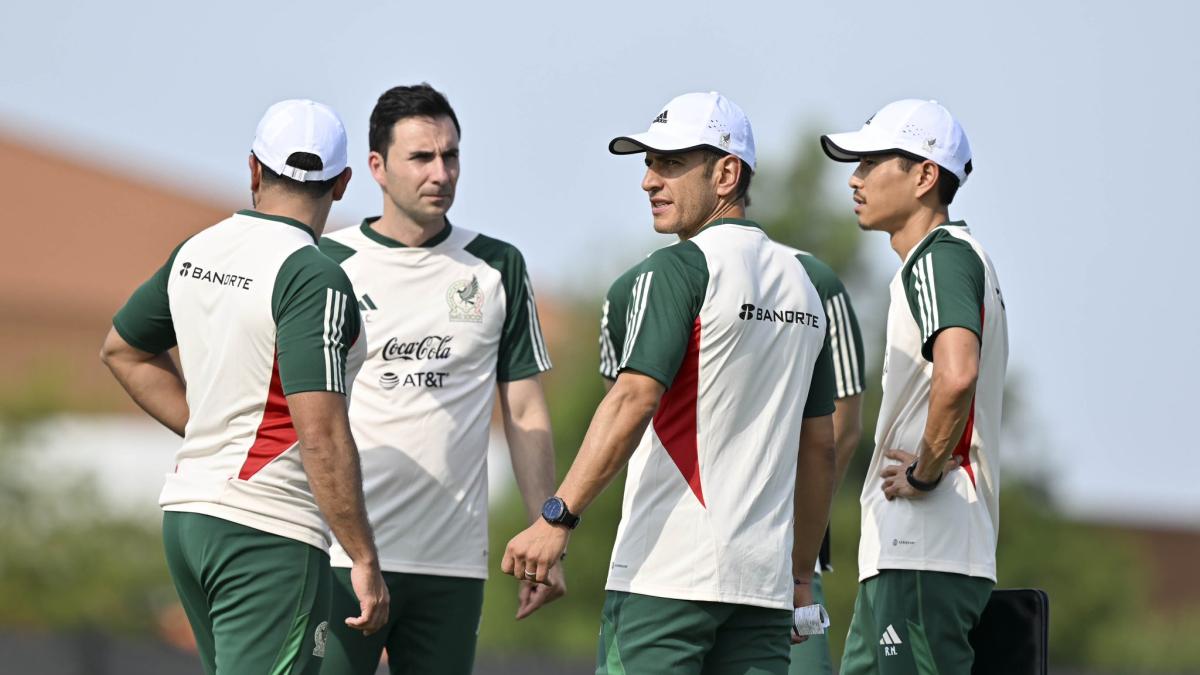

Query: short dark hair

[702,149,753,207]
[896,154,960,205]
[257,152,340,199]
[369,83,461,158]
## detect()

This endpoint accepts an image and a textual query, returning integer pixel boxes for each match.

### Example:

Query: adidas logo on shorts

[880,624,902,656]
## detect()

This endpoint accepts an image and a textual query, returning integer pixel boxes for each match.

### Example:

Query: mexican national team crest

[447,275,484,323]
[312,621,328,657]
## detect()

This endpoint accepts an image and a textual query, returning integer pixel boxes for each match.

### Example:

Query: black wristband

[905,460,942,492]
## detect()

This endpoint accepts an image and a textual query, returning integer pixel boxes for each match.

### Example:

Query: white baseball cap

[251,99,348,182]
[609,91,756,171]
[820,99,972,184]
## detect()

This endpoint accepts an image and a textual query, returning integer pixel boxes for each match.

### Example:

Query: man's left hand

[881,449,960,501]
[501,519,569,586]
[516,562,566,619]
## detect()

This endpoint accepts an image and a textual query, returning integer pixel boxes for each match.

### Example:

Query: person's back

[151,210,362,549]
[102,99,388,675]
[606,218,831,606]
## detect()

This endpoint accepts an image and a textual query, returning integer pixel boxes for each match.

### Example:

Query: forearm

[831,395,863,492]
[500,379,557,522]
[289,391,378,566]
[792,415,836,582]
[914,330,980,482]
[100,335,188,436]
[555,377,659,515]
[916,378,975,475]
[301,427,377,564]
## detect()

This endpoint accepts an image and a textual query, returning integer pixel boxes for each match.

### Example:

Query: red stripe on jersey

[653,318,705,507]
[953,401,976,487]
[238,355,296,480]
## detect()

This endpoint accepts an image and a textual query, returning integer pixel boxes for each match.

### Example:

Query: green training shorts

[321,568,485,675]
[840,569,993,675]
[162,511,331,675]
[597,590,792,675]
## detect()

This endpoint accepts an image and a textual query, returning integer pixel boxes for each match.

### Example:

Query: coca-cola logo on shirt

[382,336,453,361]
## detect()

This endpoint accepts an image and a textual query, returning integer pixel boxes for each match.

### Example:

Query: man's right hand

[344,562,389,636]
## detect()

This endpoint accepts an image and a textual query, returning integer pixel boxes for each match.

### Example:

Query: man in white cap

[501,91,838,674]
[820,100,1009,675]
[100,99,389,675]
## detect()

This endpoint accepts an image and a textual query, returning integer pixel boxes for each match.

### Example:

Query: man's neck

[251,195,330,238]
[889,206,950,261]
[679,200,746,241]
[371,201,447,247]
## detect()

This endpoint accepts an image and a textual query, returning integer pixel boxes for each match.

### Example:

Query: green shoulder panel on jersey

[796,253,866,399]
[599,265,641,380]
[272,246,362,396]
[618,241,709,388]
[463,234,552,381]
[901,225,985,361]
[317,236,358,265]
[112,239,189,354]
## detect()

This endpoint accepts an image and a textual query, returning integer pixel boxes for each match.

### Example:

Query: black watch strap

[905,460,942,492]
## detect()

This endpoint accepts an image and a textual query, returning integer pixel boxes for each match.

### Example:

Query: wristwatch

[905,460,942,492]
[540,496,581,529]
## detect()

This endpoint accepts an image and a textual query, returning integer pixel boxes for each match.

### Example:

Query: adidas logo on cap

[652,110,668,124]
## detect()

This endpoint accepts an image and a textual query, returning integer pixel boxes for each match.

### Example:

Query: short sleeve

[464,235,552,382]
[272,247,362,396]
[802,332,837,418]
[903,236,985,361]
[599,268,638,380]
[112,241,186,354]
[796,253,867,399]
[618,242,709,388]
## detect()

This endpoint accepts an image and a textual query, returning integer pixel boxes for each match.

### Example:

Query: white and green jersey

[319,220,551,578]
[603,248,866,574]
[598,218,836,611]
[859,221,1008,582]
[113,210,363,551]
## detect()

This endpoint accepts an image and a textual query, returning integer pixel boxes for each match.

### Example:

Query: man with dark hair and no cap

[318,83,562,675]
[820,100,1009,675]
[502,91,839,674]
[100,99,389,675]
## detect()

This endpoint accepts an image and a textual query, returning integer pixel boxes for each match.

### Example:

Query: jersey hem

[858,560,997,583]
[604,580,791,611]
[496,363,548,383]
[161,503,330,551]
[329,555,488,579]
[619,362,675,389]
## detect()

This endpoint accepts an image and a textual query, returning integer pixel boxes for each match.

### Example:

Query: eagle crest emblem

[447,275,484,323]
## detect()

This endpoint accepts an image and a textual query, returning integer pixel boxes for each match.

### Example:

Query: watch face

[542,498,564,521]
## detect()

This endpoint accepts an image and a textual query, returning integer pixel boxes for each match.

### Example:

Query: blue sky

[3,0,1197,526]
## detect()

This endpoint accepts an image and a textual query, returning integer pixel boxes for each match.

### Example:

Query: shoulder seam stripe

[599,299,618,378]
[524,275,552,371]
[323,289,347,393]
[620,271,653,369]
[838,293,863,394]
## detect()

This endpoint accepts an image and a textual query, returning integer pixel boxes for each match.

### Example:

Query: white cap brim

[820,129,899,162]
[609,129,714,156]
